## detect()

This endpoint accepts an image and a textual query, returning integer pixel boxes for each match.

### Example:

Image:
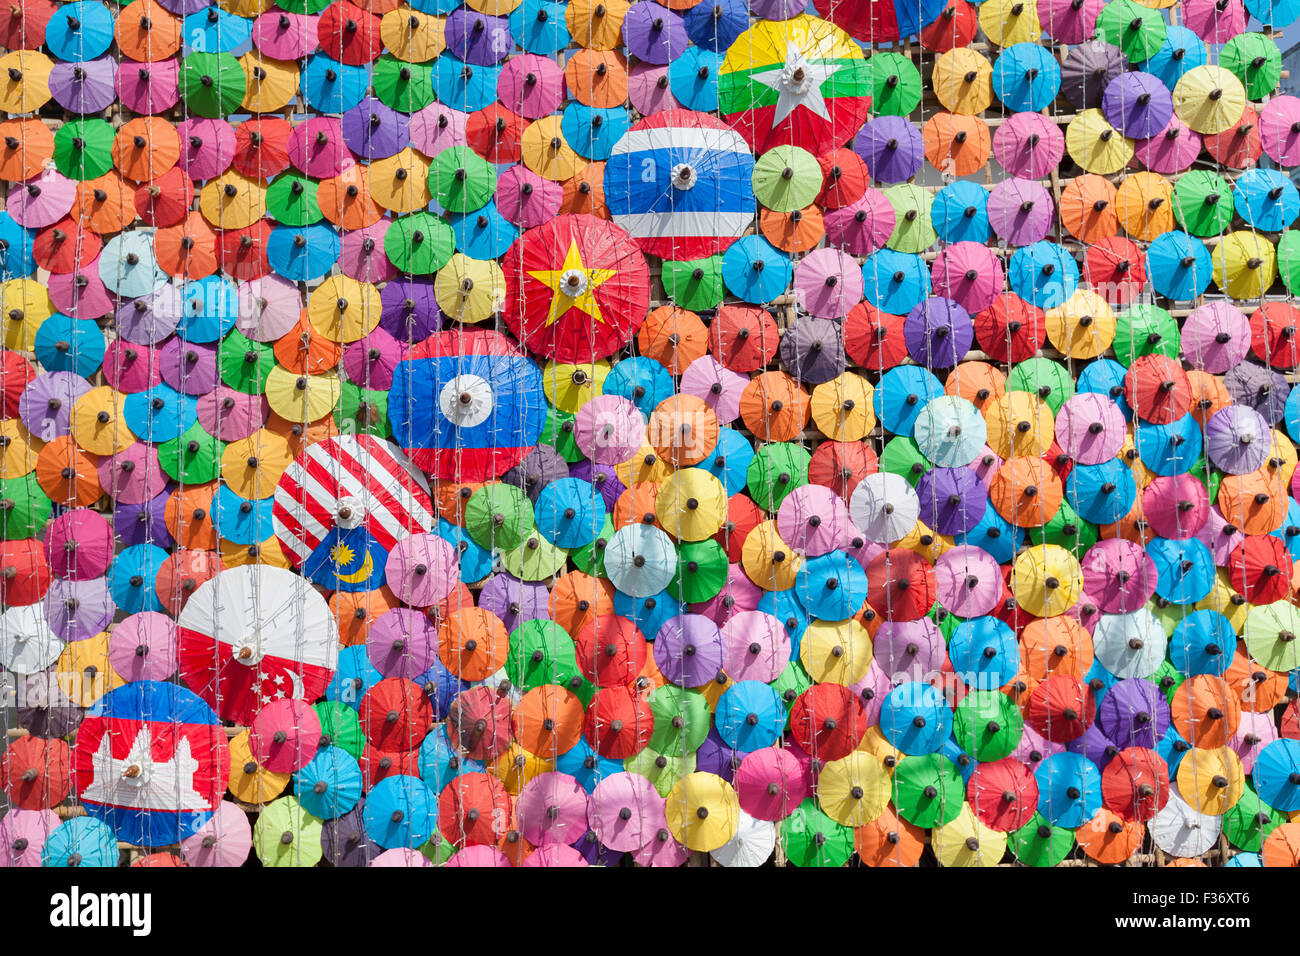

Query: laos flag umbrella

[604,109,756,261]
[72,681,229,847]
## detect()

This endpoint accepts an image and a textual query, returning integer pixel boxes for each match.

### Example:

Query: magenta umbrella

[339,221,396,283]
[733,746,808,822]
[794,248,865,319]
[409,104,468,157]
[0,809,60,868]
[49,266,114,319]
[498,53,565,119]
[253,11,320,59]
[987,178,1054,246]
[1259,95,1300,167]
[934,544,1002,618]
[515,772,591,846]
[496,165,562,229]
[1180,0,1245,41]
[1066,590,1102,633]
[116,57,180,114]
[343,329,401,390]
[444,846,511,867]
[250,699,322,773]
[931,242,1003,314]
[823,189,895,255]
[160,339,220,397]
[180,800,252,867]
[365,607,438,679]
[850,659,892,727]
[1039,0,1103,42]
[383,533,459,608]
[43,509,114,580]
[1054,392,1126,465]
[589,771,667,852]
[970,444,1003,485]
[175,117,235,181]
[632,827,688,867]
[107,611,178,682]
[19,372,92,441]
[1143,474,1208,540]
[371,848,432,867]
[522,843,589,866]
[690,562,763,625]
[776,484,853,556]
[45,576,114,641]
[678,356,748,425]
[872,618,945,681]
[102,341,164,393]
[1080,538,1157,614]
[627,62,679,116]
[195,387,267,442]
[1192,505,1244,566]
[288,117,353,178]
[97,444,168,505]
[236,275,303,342]
[6,168,76,228]
[992,112,1065,179]
[1133,116,1202,174]
[572,394,645,465]
[1181,302,1250,373]
[1229,711,1276,775]
[720,611,790,683]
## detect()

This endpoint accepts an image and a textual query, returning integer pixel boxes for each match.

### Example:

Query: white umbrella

[1091,608,1167,679]
[849,471,920,544]
[711,810,776,867]
[0,604,63,675]
[1150,787,1221,859]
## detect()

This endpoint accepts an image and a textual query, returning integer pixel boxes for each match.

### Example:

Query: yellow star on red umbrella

[527,239,617,327]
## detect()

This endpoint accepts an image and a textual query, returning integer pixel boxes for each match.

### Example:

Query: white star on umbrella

[749,41,846,127]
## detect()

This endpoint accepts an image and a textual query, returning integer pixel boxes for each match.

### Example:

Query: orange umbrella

[34,435,101,508]
[264,411,338,459]
[513,684,586,759]
[1224,643,1288,714]
[331,586,400,648]
[73,172,137,234]
[154,548,223,617]
[759,204,825,254]
[565,1,629,58]
[1058,174,1118,243]
[317,163,383,230]
[114,0,181,62]
[1218,469,1288,536]
[739,371,809,443]
[612,482,661,531]
[922,111,990,177]
[273,315,344,375]
[1185,369,1231,427]
[637,305,708,374]
[944,360,1006,412]
[1263,821,1300,867]
[564,49,628,107]
[438,608,508,681]
[647,394,718,467]
[112,116,181,183]
[559,161,609,218]
[0,118,53,181]
[1115,172,1174,242]
[154,211,218,280]
[987,455,1062,528]
[550,569,616,639]
[1098,493,1156,549]
[854,806,926,867]
[1169,673,1240,748]
[1019,614,1093,679]
[1076,809,1142,864]
[433,481,480,526]
[163,482,218,551]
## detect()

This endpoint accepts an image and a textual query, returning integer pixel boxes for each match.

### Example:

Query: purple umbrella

[1181,301,1251,374]
[992,111,1066,180]
[48,57,118,114]
[621,2,689,65]
[157,0,213,14]
[379,278,442,343]
[114,490,175,550]
[496,165,562,229]
[1204,404,1271,475]
[343,329,401,390]
[1013,722,1065,768]
[570,828,623,866]
[19,372,91,441]
[749,0,807,16]
[1224,362,1290,425]
[341,97,409,161]
[44,577,114,642]
[1097,678,1170,750]
[501,445,569,503]
[1193,505,1244,566]
[159,338,219,397]
[195,387,266,442]
[107,611,178,683]
[689,562,762,626]
[477,573,551,634]
[1064,723,1119,770]
[987,177,1054,246]
[904,297,974,369]
[1039,0,1103,42]
[6,168,76,229]
[48,266,113,321]
[444,9,512,65]
[628,62,679,117]
[793,248,865,321]
[1133,115,1202,174]
[871,618,944,682]
[116,286,183,345]
[778,316,846,385]
[1102,71,1173,140]
[1080,537,1156,614]
[175,118,236,182]
[1060,39,1127,111]
[695,727,742,782]
[321,805,377,867]
[855,115,924,184]
[653,613,725,687]
[16,669,84,739]
[915,466,987,535]
[116,58,180,115]
[366,608,438,680]
[567,459,626,511]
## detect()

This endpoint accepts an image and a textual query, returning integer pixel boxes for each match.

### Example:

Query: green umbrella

[265,172,322,227]
[219,329,275,395]
[276,0,332,12]
[745,442,810,512]
[953,690,1023,762]
[647,685,711,756]
[158,422,225,484]
[1172,170,1234,238]
[1152,658,1186,706]
[661,256,724,311]
[0,474,50,540]
[883,183,936,254]
[252,795,323,867]
[1243,600,1300,672]
[878,436,930,488]
[419,834,455,865]
[1006,357,1074,415]
[624,747,695,797]
[891,752,965,828]
[1223,786,1284,852]
[770,660,812,717]
[313,701,364,760]
[384,212,455,275]
[429,145,496,215]
[668,539,728,604]
[501,532,569,582]
[465,482,535,552]
[569,516,612,577]
[751,144,822,213]
[1095,0,1166,62]
[1278,230,1300,296]
[373,55,437,113]
[52,118,115,181]
[540,406,584,463]
[335,382,390,440]
[179,51,247,118]
[1112,302,1179,365]
[930,603,963,643]
[1008,813,1075,867]
[1024,499,1098,559]
[505,619,582,693]
[779,798,854,867]
[1221,33,1282,100]
[865,51,923,117]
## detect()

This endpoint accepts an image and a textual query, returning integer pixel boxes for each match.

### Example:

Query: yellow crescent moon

[335,549,374,585]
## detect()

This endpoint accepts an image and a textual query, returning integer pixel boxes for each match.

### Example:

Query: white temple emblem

[82,726,209,811]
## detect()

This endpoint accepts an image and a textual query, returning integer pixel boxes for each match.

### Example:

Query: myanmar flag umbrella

[718,14,872,156]
[501,213,650,364]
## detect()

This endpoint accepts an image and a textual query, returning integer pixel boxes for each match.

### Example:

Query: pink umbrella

[987,178,1054,246]
[627,62,679,116]
[632,827,688,866]
[371,847,432,866]
[249,699,321,773]
[48,266,114,319]
[1011,722,1063,765]
[116,57,180,114]
[102,340,164,393]
[236,275,304,342]
[1192,505,1244,567]
[690,562,763,625]
[175,118,236,181]
[872,618,946,680]
[934,544,1003,618]
[1180,0,1244,42]
[1181,302,1250,373]
[589,771,666,852]
[849,659,892,727]
[108,611,178,682]
[931,242,1003,314]
[734,746,808,822]
[180,801,253,867]
[515,772,591,846]
[1038,0,1103,42]
[1080,538,1157,614]
[1142,473,1209,540]
[0,809,60,867]
[794,248,865,319]
[678,356,748,425]
[409,103,468,158]
[1229,711,1276,775]
[97,443,167,505]
[845,536,886,574]
[195,387,268,442]
[1133,116,1202,174]
[991,112,1065,180]
[7,169,76,228]
[43,509,114,580]
[498,53,565,119]
[522,843,589,866]
[1065,589,1102,633]
[970,445,1003,485]
[289,116,353,178]
[823,189,895,255]
[343,329,401,390]
[776,483,853,556]
[720,611,790,683]
[253,11,320,59]
[445,845,511,866]
[1054,392,1126,465]
[339,221,396,283]
[496,165,562,229]
[384,533,459,608]
[366,607,438,679]
[1259,95,1300,167]
[572,395,645,465]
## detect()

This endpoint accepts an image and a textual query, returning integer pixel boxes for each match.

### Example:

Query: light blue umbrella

[326,645,383,711]
[1146,535,1213,604]
[693,426,754,496]
[447,201,519,260]
[433,516,494,583]
[213,485,275,545]
[1139,25,1206,91]
[1226,852,1263,867]
[183,6,254,54]
[266,223,341,282]
[561,103,631,162]
[1158,725,1191,778]
[913,394,986,466]
[431,54,501,112]
[295,746,363,820]
[362,774,437,849]
[948,616,1019,689]
[603,356,676,416]
[609,590,680,643]
[556,737,623,793]
[1132,415,1200,473]
[42,817,118,867]
[714,681,785,753]
[410,0,460,11]
[862,248,930,314]
[98,230,167,298]
[1169,609,1234,677]
[534,476,606,549]
[176,274,239,343]
[1234,167,1300,232]
[1065,459,1136,525]
[880,682,952,755]
[942,737,977,785]
[1252,738,1300,812]
[300,55,370,114]
[993,44,1062,112]
[953,500,1025,564]
[1007,241,1078,309]
[123,383,198,443]
[873,364,943,437]
[45,1,116,62]
[0,212,36,279]
[1271,497,1300,563]
[107,542,168,615]
[931,181,991,245]
[604,523,677,598]
[1146,230,1211,302]
[509,0,571,54]
[669,47,724,112]
[756,589,809,658]
[1076,357,1134,420]
[419,726,485,792]
[721,235,792,304]
[1034,752,1101,828]
[793,552,869,621]
[1243,0,1300,33]
[32,315,105,377]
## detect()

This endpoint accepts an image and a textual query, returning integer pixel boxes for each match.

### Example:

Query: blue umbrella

[1034,752,1102,828]
[123,383,198,443]
[98,231,166,298]
[0,212,36,279]
[714,681,785,753]
[266,223,341,282]
[1132,415,1201,473]
[326,645,383,711]
[509,0,571,54]
[862,248,930,314]
[1139,25,1206,91]
[183,6,254,54]
[1083,656,1119,704]
[556,737,623,793]
[295,746,364,820]
[301,55,371,114]
[756,588,809,658]
[410,0,461,11]
[1243,0,1300,35]
[948,616,1019,690]
[1272,498,1300,563]
[32,315,105,377]
[1065,459,1136,525]
[721,235,792,304]
[880,682,952,755]
[42,817,118,867]
[176,274,239,343]
[415,655,468,721]
[931,181,991,244]
[1285,386,1300,444]
[1252,738,1300,812]
[942,737,977,785]
[684,0,748,51]
[1007,241,1078,309]
[1169,609,1234,677]
[611,589,682,641]
[362,774,437,849]
[1234,168,1300,232]
[45,1,115,62]
[993,44,1062,112]
[419,726,484,793]
[1146,230,1211,302]
[432,516,494,583]
[560,103,630,161]
[1076,357,1134,420]
[1146,535,1213,604]
[668,47,724,112]
[1158,726,1191,778]
[431,54,501,112]
[604,357,675,417]
[873,364,943,437]
[953,500,1025,564]
[108,542,167,615]
[693,426,753,496]
[213,485,275,545]
[1226,852,1263,867]
[534,476,605,549]
[447,201,520,260]
[793,551,869,620]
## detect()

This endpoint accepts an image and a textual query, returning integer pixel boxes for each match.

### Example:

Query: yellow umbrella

[693,672,732,713]
[978,0,1042,45]
[220,429,293,499]
[199,170,268,229]
[894,520,954,562]
[1,277,55,351]
[543,359,609,414]
[54,633,123,708]
[1267,428,1298,487]
[492,743,556,796]
[655,468,727,541]
[816,752,892,826]
[1045,289,1117,360]
[264,366,341,423]
[1011,544,1082,617]
[220,536,294,570]
[71,386,134,456]
[855,726,905,774]
[520,116,583,182]
[1194,571,1251,634]
[0,51,52,113]
[799,618,871,686]
[367,147,432,214]
[932,47,994,116]
[1131,0,1175,8]
[0,418,40,479]
[227,729,290,804]
[307,276,381,342]
[810,373,875,441]
[380,9,447,62]
[239,53,299,114]
[665,771,740,852]
[740,519,802,591]
[1176,747,1244,816]
[612,444,676,487]
[1173,65,1247,135]
[1115,172,1174,242]
[1212,230,1276,301]
[220,0,274,17]
[932,802,1007,867]
[1065,109,1134,174]
[434,253,506,324]
[983,390,1054,459]
[465,0,523,12]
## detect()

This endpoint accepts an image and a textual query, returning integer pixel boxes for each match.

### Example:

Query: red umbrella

[0,0,55,49]
[501,214,650,363]
[583,685,654,759]
[1124,354,1191,425]
[438,771,512,848]
[361,744,420,790]
[467,104,525,165]
[317,1,383,65]
[154,548,223,617]
[231,117,293,180]
[133,167,194,229]
[709,304,780,373]
[360,678,433,753]
[215,223,272,281]
[789,683,865,761]
[447,684,513,763]
[249,699,322,774]
[1100,747,1169,822]
[0,539,50,607]
[809,440,878,503]
[1249,301,1300,370]
[0,352,33,418]
[32,219,102,274]
[1,735,70,811]
[1023,674,1094,743]
[1227,535,1293,605]
[1202,105,1262,169]
[865,548,935,622]
[843,301,908,372]
[575,615,648,689]
[920,0,978,51]
[712,493,764,564]
[1082,236,1145,306]
[816,148,869,210]
[973,293,1046,364]
[967,757,1039,832]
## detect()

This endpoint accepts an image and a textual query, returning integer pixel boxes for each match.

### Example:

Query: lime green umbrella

[419,834,455,865]
[1095,0,1166,62]
[1223,786,1284,852]
[647,685,711,756]
[1008,813,1075,867]
[878,436,930,488]
[1154,658,1186,705]
[1006,357,1074,415]
[219,329,275,394]
[770,660,812,717]
[751,144,822,213]
[313,701,364,760]
[179,52,248,118]
[52,118,115,181]
[865,51,923,117]
[930,603,962,643]
[501,532,568,582]
[892,752,965,828]
[625,747,695,797]
[569,516,613,578]
[0,474,50,540]
[540,406,584,463]
[779,798,854,867]
[1278,230,1300,296]
[429,146,496,214]
[661,256,724,311]
[335,382,390,440]
[1243,600,1300,672]
[373,55,437,113]
[745,442,810,512]
[1221,33,1281,100]
[252,795,323,867]
[953,690,1023,762]
[505,619,582,693]
[1172,170,1234,238]
[158,422,225,485]
[265,172,322,227]
[384,212,455,275]
[668,539,728,604]
[1112,302,1179,365]
[465,482,535,552]
[1025,499,1098,559]
[883,183,936,254]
